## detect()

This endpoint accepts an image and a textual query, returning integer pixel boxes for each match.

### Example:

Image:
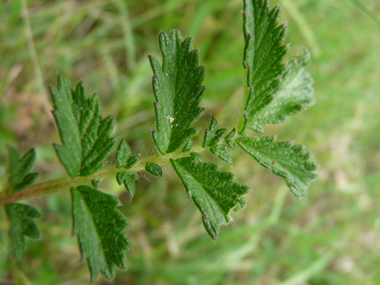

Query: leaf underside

[171,154,250,240]
[50,75,116,178]
[149,29,205,155]
[71,185,132,281]
[236,136,318,198]
[6,203,41,260]
[246,49,315,133]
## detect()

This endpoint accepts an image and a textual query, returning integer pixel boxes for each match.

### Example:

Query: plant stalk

[0,145,206,204]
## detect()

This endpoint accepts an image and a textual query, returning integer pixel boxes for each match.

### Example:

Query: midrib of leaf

[248,11,277,87]
[0,144,207,203]
[239,0,288,133]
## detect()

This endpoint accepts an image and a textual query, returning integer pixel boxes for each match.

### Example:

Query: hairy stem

[0,145,206,204]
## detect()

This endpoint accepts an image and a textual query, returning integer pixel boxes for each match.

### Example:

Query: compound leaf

[236,136,318,198]
[50,75,117,178]
[148,29,205,155]
[239,0,288,133]
[71,185,132,282]
[7,145,39,193]
[170,154,250,240]
[6,203,41,260]
[246,49,315,132]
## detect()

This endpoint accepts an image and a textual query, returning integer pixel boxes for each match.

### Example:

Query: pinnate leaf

[71,185,132,281]
[148,29,205,155]
[7,145,39,192]
[170,154,250,240]
[239,0,287,133]
[50,75,117,178]
[236,136,318,198]
[6,203,41,260]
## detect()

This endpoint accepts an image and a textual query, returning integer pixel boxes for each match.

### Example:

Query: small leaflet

[226,140,235,150]
[170,155,250,240]
[210,145,233,165]
[116,139,139,169]
[182,139,193,152]
[224,128,236,150]
[71,185,132,282]
[233,196,247,212]
[6,146,41,260]
[91,179,100,188]
[203,116,226,147]
[116,172,139,198]
[7,145,39,193]
[6,203,41,260]
[145,163,163,177]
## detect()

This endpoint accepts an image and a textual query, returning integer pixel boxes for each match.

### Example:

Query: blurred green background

[0,0,379,284]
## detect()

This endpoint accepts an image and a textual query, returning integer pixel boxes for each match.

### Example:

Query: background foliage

[0,0,379,284]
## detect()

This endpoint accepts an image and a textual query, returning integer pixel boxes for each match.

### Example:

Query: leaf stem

[0,145,206,204]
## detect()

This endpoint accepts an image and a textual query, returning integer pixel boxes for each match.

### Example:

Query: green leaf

[239,0,288,133]
[116,172,139,198]
[246,49,315,132]
[182,139,193,152]
[170,155,250,240]
[148,29,205,155]
[6,203,41,260]
[225,128,236,140]
[233,196,247,212]
[91,179,100,188]
[203,116,226,147]
[145,163,163,177]
[226,140,235,150]
[7,145,39,193]
[50,75,117,178]
[236,136,318,198]
[116,139,139,169]
[225,128,236,150]
[210,145,233,165]
[71,185,132,281]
